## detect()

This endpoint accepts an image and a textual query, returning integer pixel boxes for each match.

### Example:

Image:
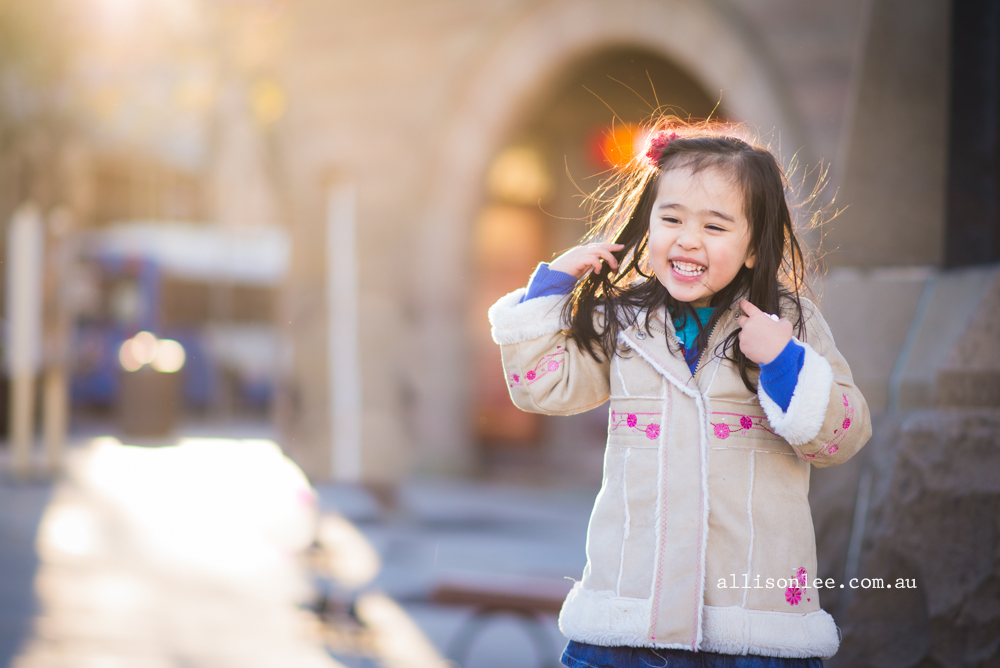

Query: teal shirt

[672,307,717,349]
[672,307,716,373]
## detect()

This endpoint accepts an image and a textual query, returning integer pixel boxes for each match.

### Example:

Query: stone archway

[414,0,805,471]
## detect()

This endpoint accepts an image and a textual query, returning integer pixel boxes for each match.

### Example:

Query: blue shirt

[520,263,802,411]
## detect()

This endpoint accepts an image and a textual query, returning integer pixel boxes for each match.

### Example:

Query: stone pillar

[5,203,44,479]
[829,0,951,267]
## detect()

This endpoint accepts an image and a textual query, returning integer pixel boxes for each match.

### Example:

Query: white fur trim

[558,588,839,657]
[558,584,663,648]
[487,289,567,345]
[757,340,834,445]
[700,605,840,658]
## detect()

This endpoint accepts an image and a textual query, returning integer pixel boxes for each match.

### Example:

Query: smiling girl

[488,121,871,667]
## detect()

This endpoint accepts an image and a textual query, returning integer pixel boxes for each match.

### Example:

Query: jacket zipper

[692,313,726,377]
[649,309,724,378]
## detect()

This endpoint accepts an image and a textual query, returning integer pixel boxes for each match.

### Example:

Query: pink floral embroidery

[786,567,807,606]
[803,393,854,460]
[508,348,564,387]
[710,412,776,440]
[609,410,660,440]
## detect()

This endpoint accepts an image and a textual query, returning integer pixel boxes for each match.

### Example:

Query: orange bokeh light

[589,124,644,169]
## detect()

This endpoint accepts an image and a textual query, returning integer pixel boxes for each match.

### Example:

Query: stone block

[815,267,930,413]
[829,409,1000,668]
[896,265,998,409]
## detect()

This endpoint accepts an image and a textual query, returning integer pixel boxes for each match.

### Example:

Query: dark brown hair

[563,118,810,392]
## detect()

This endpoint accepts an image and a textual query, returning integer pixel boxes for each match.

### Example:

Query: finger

[594,248,620,270]
[739,299,763,317]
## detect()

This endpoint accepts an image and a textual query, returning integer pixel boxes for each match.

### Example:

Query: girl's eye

[662,217,680,224]
[706,224,725,232]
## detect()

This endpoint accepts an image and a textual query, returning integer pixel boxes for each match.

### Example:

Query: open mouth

[670,260,706,277]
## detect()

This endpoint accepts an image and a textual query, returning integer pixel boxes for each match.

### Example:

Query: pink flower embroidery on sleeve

[739,415,753,430]
[785,586,802,606]
[645,423,660,440]
[627,413,638,428]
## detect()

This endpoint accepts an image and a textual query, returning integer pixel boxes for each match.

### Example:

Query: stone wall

[827,409,1000,668]
[812,268,1000,667]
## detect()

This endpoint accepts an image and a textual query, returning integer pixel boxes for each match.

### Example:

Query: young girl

[487,122,871,667]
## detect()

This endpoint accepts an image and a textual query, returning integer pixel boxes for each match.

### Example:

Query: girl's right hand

[549,243,625,279]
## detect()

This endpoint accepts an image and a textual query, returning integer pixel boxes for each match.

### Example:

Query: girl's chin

[663,283,711,306]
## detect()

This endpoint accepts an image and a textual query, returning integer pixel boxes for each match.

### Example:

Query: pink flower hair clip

[645,131,679,166]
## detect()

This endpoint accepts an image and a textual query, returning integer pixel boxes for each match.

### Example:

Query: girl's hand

[549,243,625,279]
[736,299,793,365]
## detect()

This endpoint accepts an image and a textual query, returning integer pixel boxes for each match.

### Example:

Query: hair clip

[645,131,679,166]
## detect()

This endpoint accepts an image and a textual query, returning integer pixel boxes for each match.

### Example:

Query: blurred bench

[429,575,574,668]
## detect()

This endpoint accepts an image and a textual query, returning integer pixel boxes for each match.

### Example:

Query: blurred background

[0,0,997,667]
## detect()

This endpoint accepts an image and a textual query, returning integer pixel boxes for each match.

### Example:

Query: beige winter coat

[488,288,871,659]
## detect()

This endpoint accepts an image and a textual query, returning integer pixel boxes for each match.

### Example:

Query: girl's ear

[744,250,755,269]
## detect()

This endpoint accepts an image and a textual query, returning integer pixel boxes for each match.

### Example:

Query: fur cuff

[557,583,659,648]
[488,289,568,345]
[758,340,833,445]
[700,605,840,658]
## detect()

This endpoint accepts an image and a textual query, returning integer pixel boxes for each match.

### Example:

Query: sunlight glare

[316,514,381,589]
[37,506,101,559]
[355,592,451,668]
[81,436,318,581]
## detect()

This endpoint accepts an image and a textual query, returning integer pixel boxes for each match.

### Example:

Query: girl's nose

[677,226,702,249]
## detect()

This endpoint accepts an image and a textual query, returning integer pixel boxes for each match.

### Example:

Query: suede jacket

[488,288,871,659]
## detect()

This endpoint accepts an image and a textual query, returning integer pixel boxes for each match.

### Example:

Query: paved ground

[0,430,598,668]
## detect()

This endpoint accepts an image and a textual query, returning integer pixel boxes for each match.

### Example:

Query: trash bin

[118,365,182,437]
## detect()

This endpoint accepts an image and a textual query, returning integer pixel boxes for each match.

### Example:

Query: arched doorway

[470,47,721,478]
[414,0,803,476]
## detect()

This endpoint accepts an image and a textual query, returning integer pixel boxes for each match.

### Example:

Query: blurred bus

[71,221,288,418]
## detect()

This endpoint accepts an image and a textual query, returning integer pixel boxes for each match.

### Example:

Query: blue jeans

[561,641,825,668]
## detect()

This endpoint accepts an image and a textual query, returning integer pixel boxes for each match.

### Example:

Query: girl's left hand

[736,299,793,365]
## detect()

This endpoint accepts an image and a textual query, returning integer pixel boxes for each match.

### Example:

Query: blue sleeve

[759,340,805,412]
[519,263,579,303]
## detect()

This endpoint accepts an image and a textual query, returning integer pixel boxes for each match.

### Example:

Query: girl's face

[647,164,755,308]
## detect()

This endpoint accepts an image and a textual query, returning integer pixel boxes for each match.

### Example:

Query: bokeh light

[119,339,143,372]
[118,332,186,372]
[152,339,186,373]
